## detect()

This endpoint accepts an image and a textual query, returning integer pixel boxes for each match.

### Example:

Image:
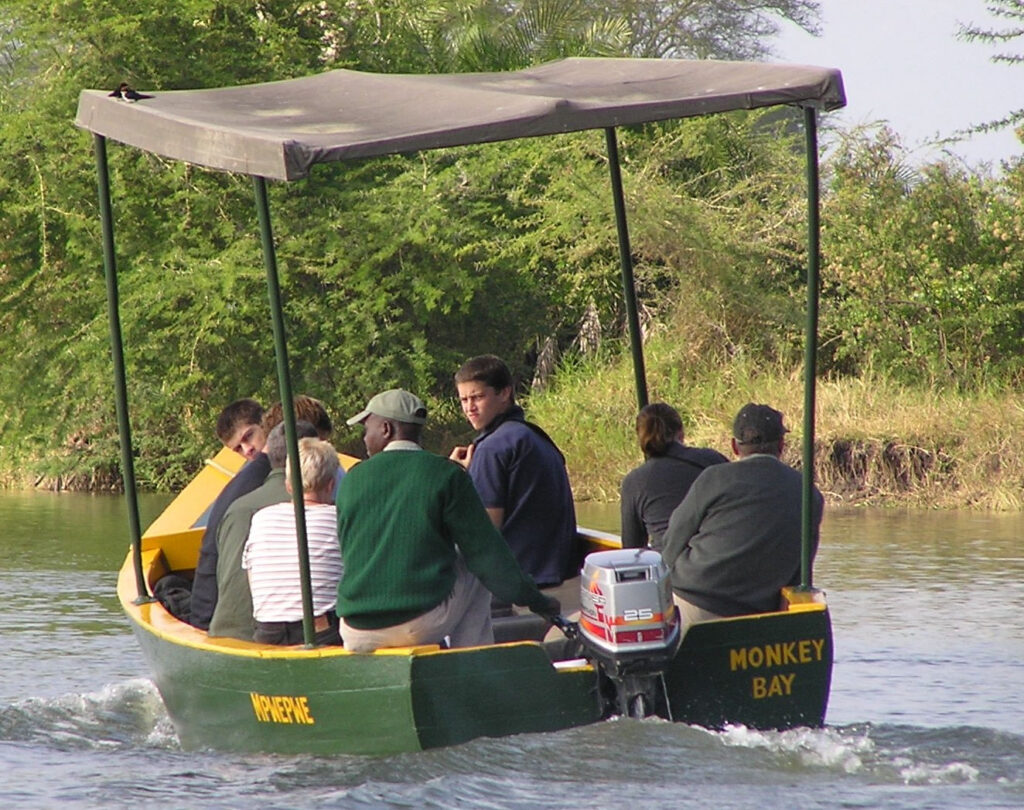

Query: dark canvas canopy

[76,57,845,181]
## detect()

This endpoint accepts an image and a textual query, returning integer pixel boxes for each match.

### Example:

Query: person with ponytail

[619,403,728,549]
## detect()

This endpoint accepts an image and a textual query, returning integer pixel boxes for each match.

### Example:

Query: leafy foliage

[0,0,649,487]
[2,0,1022,494]
[573,0,821,59]
[820,125,1024,385]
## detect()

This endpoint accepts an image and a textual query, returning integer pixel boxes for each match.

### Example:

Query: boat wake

[0,679,179,751]
[710,721,1023,785]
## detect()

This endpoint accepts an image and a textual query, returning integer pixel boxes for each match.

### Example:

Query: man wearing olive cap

[335,388,560,651]
[660,403,824,631]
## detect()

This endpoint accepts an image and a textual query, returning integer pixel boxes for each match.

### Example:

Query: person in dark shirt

[448,355,577,587]
[661,403,824,632]
[186,399,268,627]
[619,403,728,549]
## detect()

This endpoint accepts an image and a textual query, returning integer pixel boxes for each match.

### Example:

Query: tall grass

[526,333,1024,511]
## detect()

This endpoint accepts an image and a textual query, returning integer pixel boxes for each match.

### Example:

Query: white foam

[4,678,177,750]
[895,758,980,785]
[710,724,987,785]
[713,724,874,773]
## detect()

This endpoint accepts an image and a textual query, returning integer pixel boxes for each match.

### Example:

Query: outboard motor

[577,548,681,719]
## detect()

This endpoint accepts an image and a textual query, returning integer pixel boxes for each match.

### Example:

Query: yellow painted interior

[780,586,828,613]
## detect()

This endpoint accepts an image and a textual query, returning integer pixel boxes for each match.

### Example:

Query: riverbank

[5,359,1022,510]
[529,354,1024,511]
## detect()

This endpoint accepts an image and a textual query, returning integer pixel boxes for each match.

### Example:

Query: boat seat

[492,612,551,643]
[490,595,562,643]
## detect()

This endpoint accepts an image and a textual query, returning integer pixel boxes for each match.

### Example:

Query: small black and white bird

[109,83,153,101]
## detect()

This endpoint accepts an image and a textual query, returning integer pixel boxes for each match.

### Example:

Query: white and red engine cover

[578,548,679,655]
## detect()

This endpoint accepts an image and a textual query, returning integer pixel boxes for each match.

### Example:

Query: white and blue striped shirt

[242,502,342,622]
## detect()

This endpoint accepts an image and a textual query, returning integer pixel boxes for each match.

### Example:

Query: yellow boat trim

[144,447,244,540]
[204,456,240,478]
[121,548,562,662]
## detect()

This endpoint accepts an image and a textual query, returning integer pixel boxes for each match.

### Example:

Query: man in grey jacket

[661,403,824,631]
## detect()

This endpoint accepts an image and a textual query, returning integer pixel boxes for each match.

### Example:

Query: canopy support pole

[605,127,648,410]
[253,176,317,647]
[800,108,821,590]
[93,134,150,604]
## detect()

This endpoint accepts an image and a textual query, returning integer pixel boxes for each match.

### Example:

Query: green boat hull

[128,602,830,754]
[664,607,832,729]
[130,617,602,755]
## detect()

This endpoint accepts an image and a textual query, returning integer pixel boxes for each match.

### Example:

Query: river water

[1,491,1022,809]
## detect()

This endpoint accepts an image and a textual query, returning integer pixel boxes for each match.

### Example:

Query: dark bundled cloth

[152,573,193,620]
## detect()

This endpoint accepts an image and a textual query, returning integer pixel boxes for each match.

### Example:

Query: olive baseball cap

[346,388,428,426]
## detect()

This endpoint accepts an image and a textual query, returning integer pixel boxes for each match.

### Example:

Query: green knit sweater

[335,448,552,630]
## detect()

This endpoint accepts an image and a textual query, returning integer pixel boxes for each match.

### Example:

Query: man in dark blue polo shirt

[449,355,577,587]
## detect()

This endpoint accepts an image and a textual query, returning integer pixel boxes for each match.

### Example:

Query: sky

[773,0,1021,169]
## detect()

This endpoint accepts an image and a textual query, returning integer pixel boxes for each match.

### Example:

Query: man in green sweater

[336,388,561,652]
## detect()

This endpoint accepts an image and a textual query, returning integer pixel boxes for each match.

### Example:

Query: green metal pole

[252,176,317,647]
[801,108,821,590]
[93,134,150,603]
[605,127,648,410]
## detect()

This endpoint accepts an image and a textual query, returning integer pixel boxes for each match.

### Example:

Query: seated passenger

[242,437,344,646]
[190,394,336,629]
[184,398,268,626]
[336,388,560,652]
[208,420,318,640]
[660,403,824,632]
[448,354,577,587]
[619,403,728,549]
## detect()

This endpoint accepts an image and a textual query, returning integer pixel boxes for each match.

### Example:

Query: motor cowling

[577,548,681,718]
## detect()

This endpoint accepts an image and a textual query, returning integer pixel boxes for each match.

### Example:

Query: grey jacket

[661,454,823,616]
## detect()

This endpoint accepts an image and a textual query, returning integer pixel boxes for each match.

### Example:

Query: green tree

[588,0,820,58]
[0,0,638,486]
[820,125,1024,385]
[0,0,846,490]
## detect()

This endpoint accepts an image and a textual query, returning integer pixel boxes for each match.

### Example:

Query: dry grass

[527,346,1024,511]
[813,377,1024,510]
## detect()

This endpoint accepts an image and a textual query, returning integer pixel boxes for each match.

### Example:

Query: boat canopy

[75,57,845,181]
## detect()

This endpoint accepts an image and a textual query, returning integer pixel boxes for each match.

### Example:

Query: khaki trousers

[340,558,494,652]
[672,592,726,634]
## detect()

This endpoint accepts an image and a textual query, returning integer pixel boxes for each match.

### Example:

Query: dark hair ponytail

[635,403,683,458]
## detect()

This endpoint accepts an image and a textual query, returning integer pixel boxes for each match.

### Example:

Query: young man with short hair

[216,398,266,461]
[449,355,577,587]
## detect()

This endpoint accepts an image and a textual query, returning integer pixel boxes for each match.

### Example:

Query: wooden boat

[81,57,844,755]
[121,445,832,754]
